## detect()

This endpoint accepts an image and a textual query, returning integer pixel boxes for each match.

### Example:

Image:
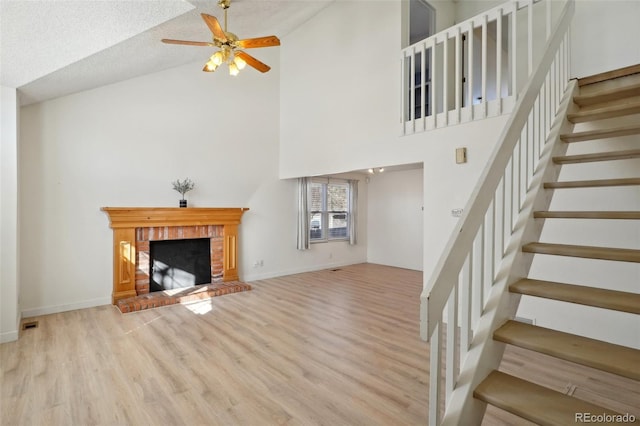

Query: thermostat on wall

[456,147,467,164]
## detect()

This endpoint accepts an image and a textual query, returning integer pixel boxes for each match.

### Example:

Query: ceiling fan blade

[162,39,213,47]
[235,51,271,73]
[236,36,281,49]
[201,13,227,42]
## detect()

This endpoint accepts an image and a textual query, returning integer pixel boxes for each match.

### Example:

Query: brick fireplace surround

[101,207,250,312]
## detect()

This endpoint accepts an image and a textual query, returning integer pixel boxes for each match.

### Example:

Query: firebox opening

[150,238,211,292]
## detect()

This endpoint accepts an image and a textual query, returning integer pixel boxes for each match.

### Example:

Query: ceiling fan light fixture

[204,61,218,72]
[233,55,247,70]
[211,51,224,66]
[228,62,240,76]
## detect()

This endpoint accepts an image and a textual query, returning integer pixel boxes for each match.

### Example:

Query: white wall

[367,168,424,271]
[279,0,401,178]
[571,0,640,78]
[18,52,367,317]
[279,0,510,285]
[1,85,21,343]
[431,1,457,33]
[453,0,503,23]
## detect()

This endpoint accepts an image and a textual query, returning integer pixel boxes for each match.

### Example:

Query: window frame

[309,178,350,243]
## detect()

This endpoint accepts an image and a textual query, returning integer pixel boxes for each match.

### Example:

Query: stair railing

[401,0,563,135]
[419,0,575,424]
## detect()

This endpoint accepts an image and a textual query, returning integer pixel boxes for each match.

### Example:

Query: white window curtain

[348,179,358,245]
[297,177,310,250]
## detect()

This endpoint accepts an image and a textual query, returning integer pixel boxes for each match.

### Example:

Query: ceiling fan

[161,0,280,76]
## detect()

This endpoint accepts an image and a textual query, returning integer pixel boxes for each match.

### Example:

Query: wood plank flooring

[1,264,638,425]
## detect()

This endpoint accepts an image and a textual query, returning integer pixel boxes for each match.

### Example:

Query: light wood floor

[1,264,638,425]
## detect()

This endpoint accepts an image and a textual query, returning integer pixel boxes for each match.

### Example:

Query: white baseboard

[19,263,364,317]
[0,311,21,343]
[0,329,19,344]
[22,296,111,318]
[242,260,362,282]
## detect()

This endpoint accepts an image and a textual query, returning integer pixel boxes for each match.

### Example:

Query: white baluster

[497,8,503,108]
[481,15,488,117]
[411,45,416,131]
[468,22,475,117]
[421,41,427,124]
[460,253,472,361]
[429,321,442,426]
[446,285,459,402]
[400,54,406,133]
[511,6,517,96]
[488,198,495,285]
[546,0,551,40]
[431,40,437,126]
[455,27,462,122]
[443,33,449,126]
[528,0,533,76]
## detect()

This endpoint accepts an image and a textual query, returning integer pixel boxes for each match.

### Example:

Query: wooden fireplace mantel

[101,207,249,304]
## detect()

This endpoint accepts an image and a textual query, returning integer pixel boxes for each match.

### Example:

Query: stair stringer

[439,80,579,426]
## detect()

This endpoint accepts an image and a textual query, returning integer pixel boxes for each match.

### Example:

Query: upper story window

[405,0,436,47]
[309,179,350,242]
[403,0,436,120]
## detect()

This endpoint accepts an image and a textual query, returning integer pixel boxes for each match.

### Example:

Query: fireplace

[150,238,211,292]
[101,207,248,304]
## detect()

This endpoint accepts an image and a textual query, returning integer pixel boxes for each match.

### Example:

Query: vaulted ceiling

[0,0,334,105]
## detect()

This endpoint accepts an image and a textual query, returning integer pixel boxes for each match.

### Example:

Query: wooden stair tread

[474,371,626,426]
[574,82,640,107]
[578,64,640,87]
[560,124,640,142]
[553,149,640,164]
[522,242,640,263]
[567,99,640,123]
[534,211,640,219]
[511,278,640,314]
[544,178,640,189]
[494,321,640,379]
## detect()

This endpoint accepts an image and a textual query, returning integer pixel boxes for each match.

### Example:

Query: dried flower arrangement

[172,178,195,200]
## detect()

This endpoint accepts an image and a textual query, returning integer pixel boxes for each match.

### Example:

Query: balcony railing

[401,0,565,135]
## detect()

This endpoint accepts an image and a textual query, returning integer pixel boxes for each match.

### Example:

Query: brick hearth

[116,281,252,313]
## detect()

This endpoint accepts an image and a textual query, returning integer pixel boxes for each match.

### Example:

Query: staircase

[474,67,640,425]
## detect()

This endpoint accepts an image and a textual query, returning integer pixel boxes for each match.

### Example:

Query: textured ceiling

[0,0,334,105]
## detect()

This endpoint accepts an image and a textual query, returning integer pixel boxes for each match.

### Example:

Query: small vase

[179,199,187,208]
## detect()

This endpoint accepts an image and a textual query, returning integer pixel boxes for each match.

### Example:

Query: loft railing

[418,0,575,424]
[401,0,564,135]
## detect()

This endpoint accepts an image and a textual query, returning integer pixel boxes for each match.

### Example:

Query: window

[309,180,350,242]
[407,0,436,47]
[403,0,436,120]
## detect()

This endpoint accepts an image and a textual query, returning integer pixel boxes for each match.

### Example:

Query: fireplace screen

[149,238,211,292]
